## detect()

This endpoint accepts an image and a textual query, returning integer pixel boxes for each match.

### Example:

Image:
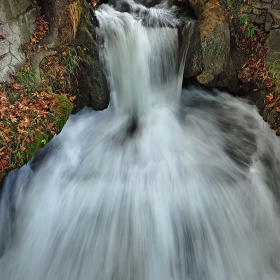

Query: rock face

[184,0,280,91]
[249,0,280,31]
[71,1,110,112]
[0,0,38,82]
[184,0,238,91]
[0,0,109,112]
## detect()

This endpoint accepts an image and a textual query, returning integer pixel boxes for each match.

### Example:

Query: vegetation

[0,13,75,184]
[220,0,260,38]
[214,0,280,134]
[239,16,260,38]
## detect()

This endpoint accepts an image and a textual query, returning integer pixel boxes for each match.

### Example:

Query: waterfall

[1,1,280,279]
[96,2,193,117]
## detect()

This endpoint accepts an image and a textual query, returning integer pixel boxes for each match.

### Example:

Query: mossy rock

[197,71,214,84]
[26,132,48,162]
[52,94,73,132]
[185,0,232,85]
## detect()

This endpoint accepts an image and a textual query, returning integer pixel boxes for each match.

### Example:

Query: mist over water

[1,1,280,279]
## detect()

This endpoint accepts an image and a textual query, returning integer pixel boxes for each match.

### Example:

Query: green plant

[41,48,81,93]
[59,49,81,74]
[239,16,260,38]
[239,15,250,26]
[15,68,37,86]
[223,0,234,11]
[226,1,233,11]
[245,24,260,38]
[13,66,40,100]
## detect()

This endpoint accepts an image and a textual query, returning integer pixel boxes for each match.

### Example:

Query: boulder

[0,0,37,82]
[184,0,237,90]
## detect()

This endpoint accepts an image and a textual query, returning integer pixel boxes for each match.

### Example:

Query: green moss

[26,132,45,161]
[197,71,215,85]
[192,0,230,79]
[201,37,223,58]
[74,1,97,51]
[52,94,73,132]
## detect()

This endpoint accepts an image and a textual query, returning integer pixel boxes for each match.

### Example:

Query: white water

[1,1,280,279]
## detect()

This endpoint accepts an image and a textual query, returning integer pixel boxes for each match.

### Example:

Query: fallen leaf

[267,102,275,109]
[266,93,274,102]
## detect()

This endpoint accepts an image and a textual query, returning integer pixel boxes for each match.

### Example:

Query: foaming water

[96,3,193,117]
[1,1,280,280]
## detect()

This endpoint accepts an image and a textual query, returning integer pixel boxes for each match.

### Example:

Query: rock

[268,8,280,20]
[0,0,37,82]
[253,2,272,9]
[184,0,236,88]
[0,29,5,39]
[196,71,214,85]
[265,13,274,31]
[265,29,280,61]
[272,0,280,9]
[253,8,264,16]
[72,1,109,112]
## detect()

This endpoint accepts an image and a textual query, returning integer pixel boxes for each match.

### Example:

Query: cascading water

[96,2,192,117]
[1,1,280,279]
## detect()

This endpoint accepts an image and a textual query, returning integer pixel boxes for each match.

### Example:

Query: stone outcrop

[246,0,280,31]
[184,0,238,91]
[0,0,109,112]
[182,0,280,135]
[71,1,110,112]
[184,0,280,90]
[30,0,109,113]
[0,0,38,82]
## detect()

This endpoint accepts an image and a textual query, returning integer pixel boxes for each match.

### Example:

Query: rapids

[0,1,280,279]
